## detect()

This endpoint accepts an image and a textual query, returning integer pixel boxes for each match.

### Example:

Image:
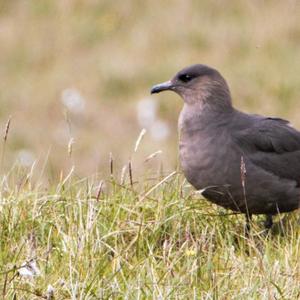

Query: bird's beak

[151,80,173,94]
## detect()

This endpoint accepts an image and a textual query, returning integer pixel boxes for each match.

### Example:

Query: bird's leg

[264,214,273,231]
[245,213,252,237]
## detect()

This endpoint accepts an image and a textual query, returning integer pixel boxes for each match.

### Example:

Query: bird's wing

[234,117,300,153]
[233,117,300,183]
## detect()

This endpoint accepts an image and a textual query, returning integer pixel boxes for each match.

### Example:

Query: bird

[151,64,300,231]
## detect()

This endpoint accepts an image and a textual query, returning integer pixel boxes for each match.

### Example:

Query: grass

[1,166,300,299]
[1,1,300,299]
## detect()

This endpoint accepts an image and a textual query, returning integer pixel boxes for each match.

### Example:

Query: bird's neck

[179,100,234,133]
[184,95,234,116]
[182,79,233,114]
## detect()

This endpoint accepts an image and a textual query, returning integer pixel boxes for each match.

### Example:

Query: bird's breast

[179,123,238,190]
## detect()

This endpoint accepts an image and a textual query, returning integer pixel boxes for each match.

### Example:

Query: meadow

[1,164,300,299]
[1,1,300,299]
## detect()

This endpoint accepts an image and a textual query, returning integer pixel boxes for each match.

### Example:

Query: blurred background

[0,0,300,181]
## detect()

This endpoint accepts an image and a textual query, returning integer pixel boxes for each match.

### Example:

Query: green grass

[1,2,300,298]
[1,168,300,299]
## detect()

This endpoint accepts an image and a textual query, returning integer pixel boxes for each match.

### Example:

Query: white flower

[61,88,85,113]
[46,284,55,299]
[18,260,41,278]
[150,120,170,141]
[17,149,35,167]
[136,97,157,128]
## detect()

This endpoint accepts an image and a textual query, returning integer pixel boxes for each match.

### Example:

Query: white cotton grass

[17,149,35,167]
[150,120,170,141]
[18,260,41,278]
[136,97,170,141]
[137,97,157,128]
[46,285,55,299]
[61,88,86,113]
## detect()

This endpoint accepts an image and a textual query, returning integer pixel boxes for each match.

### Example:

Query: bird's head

[151,64,232,110]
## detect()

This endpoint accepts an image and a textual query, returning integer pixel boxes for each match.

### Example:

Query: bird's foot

[263,215,273,236]
[264,214,273,231]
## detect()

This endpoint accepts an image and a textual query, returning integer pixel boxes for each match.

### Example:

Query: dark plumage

[151,64,300,228]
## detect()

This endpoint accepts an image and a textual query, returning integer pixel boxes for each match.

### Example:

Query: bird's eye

[178,74,193,83]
